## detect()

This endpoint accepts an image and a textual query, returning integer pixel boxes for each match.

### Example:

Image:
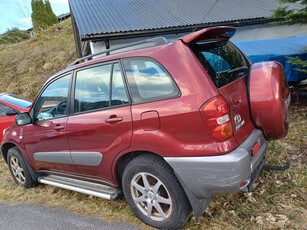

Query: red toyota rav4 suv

[1,27,290,229]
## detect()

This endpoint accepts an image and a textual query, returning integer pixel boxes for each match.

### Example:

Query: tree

[272,0,307,74]
[31,0,58,32]
[0,28,30,44]
[271,0,307,25]
[45,0,58,25]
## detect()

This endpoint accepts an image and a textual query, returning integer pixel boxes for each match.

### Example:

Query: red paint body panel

[0,96,29,144]
[22,117,79,174]
[1,27,289,189]
[129,98,238,157]
[180,26,236,44]
[66,106,132,183]
[141,111,160,131]
[249,61,290,140]
[0,116,15,144]
[218,77,254,143]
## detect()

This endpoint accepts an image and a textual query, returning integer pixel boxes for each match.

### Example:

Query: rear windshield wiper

[227,66,248,74]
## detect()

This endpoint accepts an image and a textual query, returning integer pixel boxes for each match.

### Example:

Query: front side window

[34,74,71,121]
[190,41,251,88]
[0,103,14,117]
[123,57,180,103]
[74,64,112,113]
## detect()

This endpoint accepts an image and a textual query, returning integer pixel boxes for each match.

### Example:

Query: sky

[0,0,70,34]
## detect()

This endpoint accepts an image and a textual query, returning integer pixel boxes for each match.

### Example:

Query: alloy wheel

[10,156,26,184]
[130,172,172,221]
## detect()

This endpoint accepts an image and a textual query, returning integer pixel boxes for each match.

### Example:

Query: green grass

[0,19,77,99]
[0,19,306,229]
[0,106,305,229]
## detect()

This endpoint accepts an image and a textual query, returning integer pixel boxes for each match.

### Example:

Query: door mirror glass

[36,112,54,121]
[16,112,32,126]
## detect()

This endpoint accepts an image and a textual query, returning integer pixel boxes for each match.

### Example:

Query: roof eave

[80,17,282,42]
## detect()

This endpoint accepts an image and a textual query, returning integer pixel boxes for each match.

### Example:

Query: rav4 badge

[234,114,245,131]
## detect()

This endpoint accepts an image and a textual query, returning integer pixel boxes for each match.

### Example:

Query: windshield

[190,40,251,88]
[0,94,32,108]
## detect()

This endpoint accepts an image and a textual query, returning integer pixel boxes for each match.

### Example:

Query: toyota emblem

[234,114,241,125]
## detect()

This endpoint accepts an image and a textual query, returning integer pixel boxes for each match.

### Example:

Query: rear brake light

[200,95,233,142]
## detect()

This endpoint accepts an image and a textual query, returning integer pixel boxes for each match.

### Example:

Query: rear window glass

[0,94,32,108]
[190,41,251,88]
[123,57,180,103]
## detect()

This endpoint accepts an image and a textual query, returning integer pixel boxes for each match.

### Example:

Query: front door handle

[54,124,64,130]
[105,117,123,123]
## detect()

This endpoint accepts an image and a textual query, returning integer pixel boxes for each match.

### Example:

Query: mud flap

[174,171,211,217]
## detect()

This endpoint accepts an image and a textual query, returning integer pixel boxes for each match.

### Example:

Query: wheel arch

[1,142,17,163]
[114,151,164,188]
[113,150,210,217]
[2,143,39,182]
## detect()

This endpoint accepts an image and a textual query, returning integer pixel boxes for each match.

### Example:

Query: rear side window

[190,41,251,88]
[123,57,180,103]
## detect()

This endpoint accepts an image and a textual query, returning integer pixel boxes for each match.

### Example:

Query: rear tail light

[200,95,233,142]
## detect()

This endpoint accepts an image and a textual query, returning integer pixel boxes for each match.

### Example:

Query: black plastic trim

[173,171,211,217]
[246,67,259,129]
[110,190,123,201]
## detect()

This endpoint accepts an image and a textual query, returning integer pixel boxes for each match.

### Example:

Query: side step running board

[38,175,122,201]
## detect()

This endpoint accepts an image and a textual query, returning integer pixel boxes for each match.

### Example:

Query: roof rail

[66,36,169,69]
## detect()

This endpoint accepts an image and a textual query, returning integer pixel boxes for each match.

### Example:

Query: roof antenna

[193,0,219,32]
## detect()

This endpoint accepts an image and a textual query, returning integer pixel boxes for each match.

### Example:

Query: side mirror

[15,112,32,126]
[6,108,19,116]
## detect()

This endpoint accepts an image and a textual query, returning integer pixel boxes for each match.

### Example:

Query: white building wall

[90,23,307,55]
[231,23,307,42]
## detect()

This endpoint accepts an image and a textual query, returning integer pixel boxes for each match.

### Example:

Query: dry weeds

[0,19,306,229]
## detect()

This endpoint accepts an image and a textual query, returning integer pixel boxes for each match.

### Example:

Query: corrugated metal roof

[69,0,303,36]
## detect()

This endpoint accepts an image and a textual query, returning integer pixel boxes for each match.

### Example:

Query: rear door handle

[54,124,64,130]
[105,117,123,123]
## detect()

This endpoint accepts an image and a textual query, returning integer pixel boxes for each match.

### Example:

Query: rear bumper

[164,129,267,199]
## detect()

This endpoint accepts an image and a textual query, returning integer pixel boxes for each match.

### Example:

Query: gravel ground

[0,202,142,230]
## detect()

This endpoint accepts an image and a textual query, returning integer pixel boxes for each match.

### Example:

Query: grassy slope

[0,19,77,99]
[0,20,306,229]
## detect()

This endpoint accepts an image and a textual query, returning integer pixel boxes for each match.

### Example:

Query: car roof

[46,41,174,84]
[46,26,236,84]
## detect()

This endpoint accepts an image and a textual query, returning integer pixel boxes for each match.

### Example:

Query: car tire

[122,154,192,229]
[7,147,35,188]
